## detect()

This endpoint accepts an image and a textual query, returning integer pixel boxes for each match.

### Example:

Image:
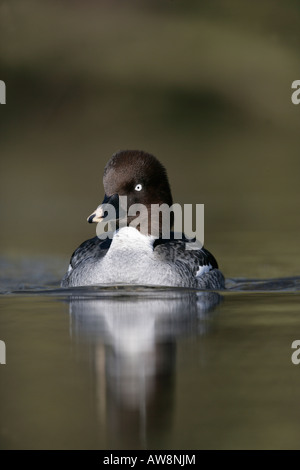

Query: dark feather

[153,233,218,276]
[69,236,112,270]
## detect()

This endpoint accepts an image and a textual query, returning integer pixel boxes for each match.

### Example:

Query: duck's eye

[135,184,142,191]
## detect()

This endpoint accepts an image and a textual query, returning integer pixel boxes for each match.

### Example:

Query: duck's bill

[87,206,105,223]
[87,193,120,223]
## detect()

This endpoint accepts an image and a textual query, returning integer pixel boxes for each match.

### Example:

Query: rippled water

[1,257,300,449]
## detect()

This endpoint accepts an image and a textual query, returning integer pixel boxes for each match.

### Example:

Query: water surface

[1,257,300,449]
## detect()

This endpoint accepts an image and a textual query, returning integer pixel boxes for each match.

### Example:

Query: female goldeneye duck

[61,150,225,289]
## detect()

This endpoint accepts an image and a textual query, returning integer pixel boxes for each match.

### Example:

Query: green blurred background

[1,0,300,279]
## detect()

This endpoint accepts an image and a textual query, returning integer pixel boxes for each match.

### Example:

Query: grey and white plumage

[61,150,225,289]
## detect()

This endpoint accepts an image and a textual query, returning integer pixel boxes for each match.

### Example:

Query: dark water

[1,257,300,450]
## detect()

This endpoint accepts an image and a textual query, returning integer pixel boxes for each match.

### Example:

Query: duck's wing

[153,235,224,289]
[61,236,112,287]
[153,236,218,274]
[69,236,112,270]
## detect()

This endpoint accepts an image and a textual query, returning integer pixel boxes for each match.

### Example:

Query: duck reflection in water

[67,287,222,448]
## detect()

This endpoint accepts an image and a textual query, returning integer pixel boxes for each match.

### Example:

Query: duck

[61,150,225,289]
